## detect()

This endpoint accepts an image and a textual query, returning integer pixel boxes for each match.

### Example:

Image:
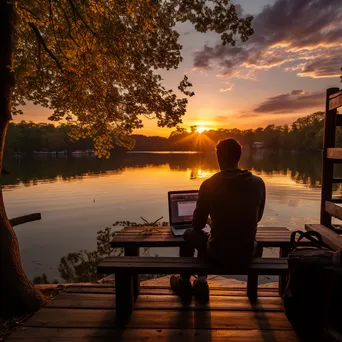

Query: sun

[196,126,208,134]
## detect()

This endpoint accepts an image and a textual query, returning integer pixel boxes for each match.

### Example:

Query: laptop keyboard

[175,224,193,229]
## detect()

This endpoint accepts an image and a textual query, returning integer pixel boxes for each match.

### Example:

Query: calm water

[1,150,335,282]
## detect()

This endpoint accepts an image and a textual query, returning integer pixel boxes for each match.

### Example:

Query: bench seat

[97,256,288,274]
[97,256,288,322]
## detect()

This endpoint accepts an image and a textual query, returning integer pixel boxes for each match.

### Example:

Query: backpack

[283,230,342,339]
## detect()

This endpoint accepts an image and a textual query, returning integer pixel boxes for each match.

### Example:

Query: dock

[6,276,299,341]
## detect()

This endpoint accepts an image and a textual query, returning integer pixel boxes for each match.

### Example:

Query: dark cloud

[254,90,325,114]
[298,55,342,78]
[193,0,342,79]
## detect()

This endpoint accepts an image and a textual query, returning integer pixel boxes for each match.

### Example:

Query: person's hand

[207,216,212,226]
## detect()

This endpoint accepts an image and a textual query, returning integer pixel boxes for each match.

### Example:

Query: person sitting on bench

[170,138,266,302]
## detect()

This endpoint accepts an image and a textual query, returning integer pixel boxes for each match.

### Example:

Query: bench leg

[247,272,258,301]
[279,246,290,296]
[124,247,140,301]
[115,272,134,323]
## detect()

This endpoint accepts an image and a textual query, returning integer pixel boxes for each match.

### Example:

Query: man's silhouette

[170,138,266,302]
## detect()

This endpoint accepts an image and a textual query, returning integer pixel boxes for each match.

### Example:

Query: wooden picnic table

[110,226,294,298]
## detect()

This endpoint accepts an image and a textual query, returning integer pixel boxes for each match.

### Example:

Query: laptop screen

[168,191,198,225]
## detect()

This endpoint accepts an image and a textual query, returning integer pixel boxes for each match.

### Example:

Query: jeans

[179,228,263,281]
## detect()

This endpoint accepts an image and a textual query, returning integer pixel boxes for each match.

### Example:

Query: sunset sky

[15,0,342,137]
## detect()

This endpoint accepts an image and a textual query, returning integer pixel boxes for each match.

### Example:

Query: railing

[321,88,342,228]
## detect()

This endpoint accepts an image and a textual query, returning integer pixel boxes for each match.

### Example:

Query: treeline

[168,111,342,152]
[5,111,340,154]
[5,122,94,154]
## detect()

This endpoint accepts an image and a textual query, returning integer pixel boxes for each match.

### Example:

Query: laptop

[168,190,210,236]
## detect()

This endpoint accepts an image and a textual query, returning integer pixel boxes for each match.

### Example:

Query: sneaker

[193,278,209,303]
[170,275,193,302]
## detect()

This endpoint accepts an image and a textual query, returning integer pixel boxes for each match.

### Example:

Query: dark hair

[216,138,242,165]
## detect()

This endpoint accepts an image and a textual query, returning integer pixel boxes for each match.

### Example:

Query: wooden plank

[98,263,288,275]
[7,327,300,341]
[23,308,293,330]
[113,234,291,241]
[142,288,280,297]
[46,293,116,309]
[141,285,278,292]
[305,224,342,251]
[97,256,288,275]
[115,230,289,237]
[64,287,280,297]
[65,287,115,294]
[98,256,287,264]
[111,226,291,248]
[329,89,342,100]
[327,148,342,161]
[65,284,114,288]
[46,293,284,311]
[325,201,342,221]
[111,239,291,248]
[115,232,291,238]
[119,226,289,232]
[329,90,342,110]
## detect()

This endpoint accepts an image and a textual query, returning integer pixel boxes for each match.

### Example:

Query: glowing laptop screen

[168,191,198,225]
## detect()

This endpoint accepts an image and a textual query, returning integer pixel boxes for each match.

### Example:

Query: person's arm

[192,181,210,231]
[257,181,266,223]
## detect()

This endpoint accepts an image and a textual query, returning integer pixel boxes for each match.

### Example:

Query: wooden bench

[97,256,288,321]
[110,226,295,298]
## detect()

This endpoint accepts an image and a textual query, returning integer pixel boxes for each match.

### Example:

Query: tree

[0,0,253,315]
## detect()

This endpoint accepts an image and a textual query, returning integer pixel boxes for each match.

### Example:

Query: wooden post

[115,272,134,323]
[247,271,258,301]
[278,246,290,296]
[321,88,340,227]
[124,247,140,301]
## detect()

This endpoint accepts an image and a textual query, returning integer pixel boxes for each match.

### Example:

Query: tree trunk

[0,0,45,317]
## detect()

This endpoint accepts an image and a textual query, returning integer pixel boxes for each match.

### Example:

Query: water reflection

[1,150,334,188]
[33,225,159,284]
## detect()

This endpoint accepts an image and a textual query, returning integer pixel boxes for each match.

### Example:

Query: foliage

[33,273,58,285]
[41,220,164,284]
[57,226,123,283]
[5,112,337,154]
[12,0,253,158]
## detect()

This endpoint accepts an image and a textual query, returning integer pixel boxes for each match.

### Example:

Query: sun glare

[196,126,208,134]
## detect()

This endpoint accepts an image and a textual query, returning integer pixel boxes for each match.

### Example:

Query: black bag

[283,230,341,339]
[327,267,342,335]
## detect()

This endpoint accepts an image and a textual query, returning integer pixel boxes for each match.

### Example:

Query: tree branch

[54,1,81,48]
[28,22,64,72]
[10,213,41,227]
[66,0,98,38]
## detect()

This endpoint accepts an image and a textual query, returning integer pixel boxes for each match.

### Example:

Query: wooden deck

[6,281,299,341]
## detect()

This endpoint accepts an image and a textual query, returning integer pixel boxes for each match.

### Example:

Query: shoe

[193,278,209,303]
[170,275,193,302]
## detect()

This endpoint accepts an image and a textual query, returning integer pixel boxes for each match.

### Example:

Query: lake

[0,150,334,283]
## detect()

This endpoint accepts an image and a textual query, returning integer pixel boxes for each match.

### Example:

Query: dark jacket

[192,168,265,262]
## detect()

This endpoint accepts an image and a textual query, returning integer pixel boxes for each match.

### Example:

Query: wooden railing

[321,88,342,228]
